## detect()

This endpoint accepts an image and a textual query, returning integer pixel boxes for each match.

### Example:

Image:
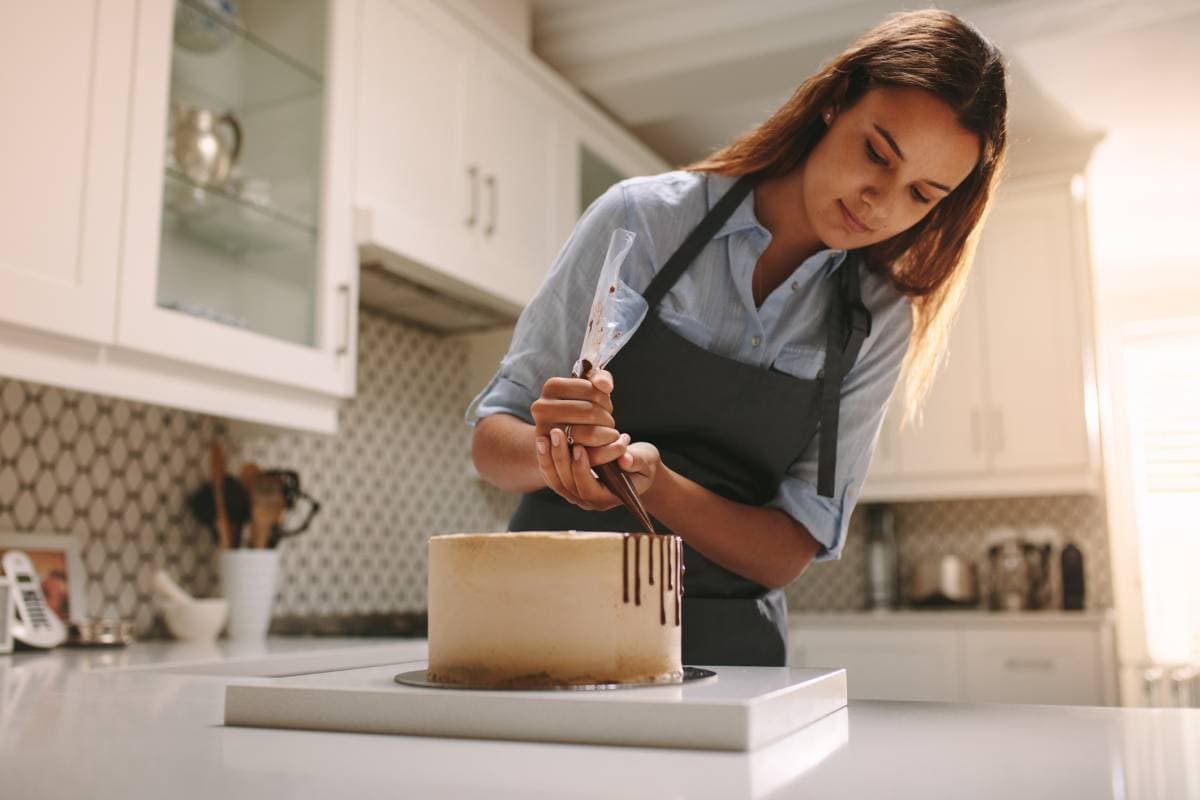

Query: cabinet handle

[465,165,479,228]
[991,408,1005,454]
[483,173,497,237]
[336,283,351,356]
[1003,657,1054,671]
[970,408,982,454]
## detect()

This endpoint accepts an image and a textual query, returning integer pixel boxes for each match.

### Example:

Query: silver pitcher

[170,101,242,189]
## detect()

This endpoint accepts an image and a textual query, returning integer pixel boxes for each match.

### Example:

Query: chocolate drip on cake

[658,535,666,624]
[675,536,682,626]
[634,534,641,605]
[648,532,654,585]
[622,534,629,603]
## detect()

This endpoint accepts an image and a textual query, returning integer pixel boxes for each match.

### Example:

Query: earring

[823,111,832,124]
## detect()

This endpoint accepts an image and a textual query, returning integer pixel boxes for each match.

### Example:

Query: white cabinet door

[791,627,963,702]
[893,272,990,477]
[962,628,1105,705]
[0,1,134,343]
[355,0,476,292]
[117,0,357,398]
[976,184,1091,474]
[469,46,560,307]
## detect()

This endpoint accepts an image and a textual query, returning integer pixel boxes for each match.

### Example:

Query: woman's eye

[865,141,887,166]
[873,140,936,205]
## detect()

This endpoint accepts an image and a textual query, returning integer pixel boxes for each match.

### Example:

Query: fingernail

[550,429,561,446]
[536,438,547,455]
[620,433,631,444]
[573,445,583,462]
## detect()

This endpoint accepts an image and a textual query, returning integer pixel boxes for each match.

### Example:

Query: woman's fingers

[588,369,614,396]
[587,433,630,466]
[541,377,613,412]
[530,398,615,435]
[549,428,582,501]
[570,444,621,509]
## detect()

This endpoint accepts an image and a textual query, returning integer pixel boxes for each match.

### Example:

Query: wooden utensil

[209,442,233,549]
[239,462,262,548]
[250,473,285,549]
[573,360,655,534]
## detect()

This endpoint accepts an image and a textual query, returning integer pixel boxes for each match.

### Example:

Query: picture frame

[0,532,87,624]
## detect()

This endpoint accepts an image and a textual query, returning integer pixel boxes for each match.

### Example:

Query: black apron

[509,173,872,666]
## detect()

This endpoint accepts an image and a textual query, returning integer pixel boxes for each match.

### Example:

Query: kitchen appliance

[908,555,979,607]
[864,504,898,609]
[984,527,1056,611]
[2,550,68,648]
[1061,542,1085,610]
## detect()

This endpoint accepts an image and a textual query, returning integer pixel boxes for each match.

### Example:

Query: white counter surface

[2,636,1197,799]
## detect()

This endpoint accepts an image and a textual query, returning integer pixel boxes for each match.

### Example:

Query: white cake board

[224,660,847,751]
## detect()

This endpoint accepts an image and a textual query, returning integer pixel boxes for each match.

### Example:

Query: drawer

[961,628,1103,705]
[791,627,962,702]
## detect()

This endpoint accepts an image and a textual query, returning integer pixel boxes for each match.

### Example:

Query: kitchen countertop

[790,609,1117,626]
[1,637,1196,799]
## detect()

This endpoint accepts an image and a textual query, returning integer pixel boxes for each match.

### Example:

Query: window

[1124,327,1200,662]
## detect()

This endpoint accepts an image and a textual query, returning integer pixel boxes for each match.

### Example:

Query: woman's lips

[838,200,871,233]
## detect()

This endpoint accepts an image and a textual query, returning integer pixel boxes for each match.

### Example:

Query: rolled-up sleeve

[466,182,635,426]
[766,277,913,561]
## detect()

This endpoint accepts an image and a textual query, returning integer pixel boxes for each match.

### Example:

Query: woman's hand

[530,369,625,465]
[537,433,664,512]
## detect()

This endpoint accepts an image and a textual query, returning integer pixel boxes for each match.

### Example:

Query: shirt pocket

[657,306,716,350]
[772,343,826,380]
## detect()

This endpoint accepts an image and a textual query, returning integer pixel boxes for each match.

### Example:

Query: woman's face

[802,86,981,249]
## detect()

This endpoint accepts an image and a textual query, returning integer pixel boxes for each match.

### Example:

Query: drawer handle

[336,283,351,356]
[483,173,497,237]
[1003,657,1054,671]
[465,165,479,228]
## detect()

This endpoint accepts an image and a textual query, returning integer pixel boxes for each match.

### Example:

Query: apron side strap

[817,257,874,498]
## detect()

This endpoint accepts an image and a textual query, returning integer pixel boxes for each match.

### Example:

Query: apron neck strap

[642,172,759,311]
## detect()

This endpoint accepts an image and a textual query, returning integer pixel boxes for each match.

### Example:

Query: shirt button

[791,281,800,292]
[751,335,762,348]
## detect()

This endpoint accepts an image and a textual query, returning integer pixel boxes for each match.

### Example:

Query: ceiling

[529,0,1200,171]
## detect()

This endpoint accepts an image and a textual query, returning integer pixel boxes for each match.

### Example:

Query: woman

[467,10,1008,666]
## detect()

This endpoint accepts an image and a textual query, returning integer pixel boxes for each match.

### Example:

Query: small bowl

[161,598,229,642]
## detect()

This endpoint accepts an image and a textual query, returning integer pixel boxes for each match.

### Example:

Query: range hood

[358,261,518,334]
[356,206,522,335]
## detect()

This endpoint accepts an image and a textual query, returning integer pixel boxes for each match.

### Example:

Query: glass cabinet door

[578,143,626,216]
[159,0,326,347]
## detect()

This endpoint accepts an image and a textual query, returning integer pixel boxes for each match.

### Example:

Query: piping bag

[571,229,655,533]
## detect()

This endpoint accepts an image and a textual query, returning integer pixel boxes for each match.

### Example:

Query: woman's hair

[685,9,1008,426]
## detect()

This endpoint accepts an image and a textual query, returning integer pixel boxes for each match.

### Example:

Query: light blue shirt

[467,170,913,561]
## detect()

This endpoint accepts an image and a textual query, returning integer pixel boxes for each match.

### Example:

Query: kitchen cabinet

[120,0,358,398]
[356,0,669,323]
[0,0,357,433]
[790,611,1118,705]
[355,0,559,315]
[862,173,1101,500]
[0,1,134,344]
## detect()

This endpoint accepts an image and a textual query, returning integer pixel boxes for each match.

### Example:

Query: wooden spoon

[209,442,233,549]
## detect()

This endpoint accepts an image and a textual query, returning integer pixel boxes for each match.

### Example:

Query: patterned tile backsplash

[0,309,1111,635]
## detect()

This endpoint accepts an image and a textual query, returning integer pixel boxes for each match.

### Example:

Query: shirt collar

[704,172,849,277]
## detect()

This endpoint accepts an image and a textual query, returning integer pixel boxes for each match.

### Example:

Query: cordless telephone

[2,550,67,648]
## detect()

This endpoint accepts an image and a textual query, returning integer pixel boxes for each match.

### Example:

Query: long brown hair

[686,9,1008,426]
